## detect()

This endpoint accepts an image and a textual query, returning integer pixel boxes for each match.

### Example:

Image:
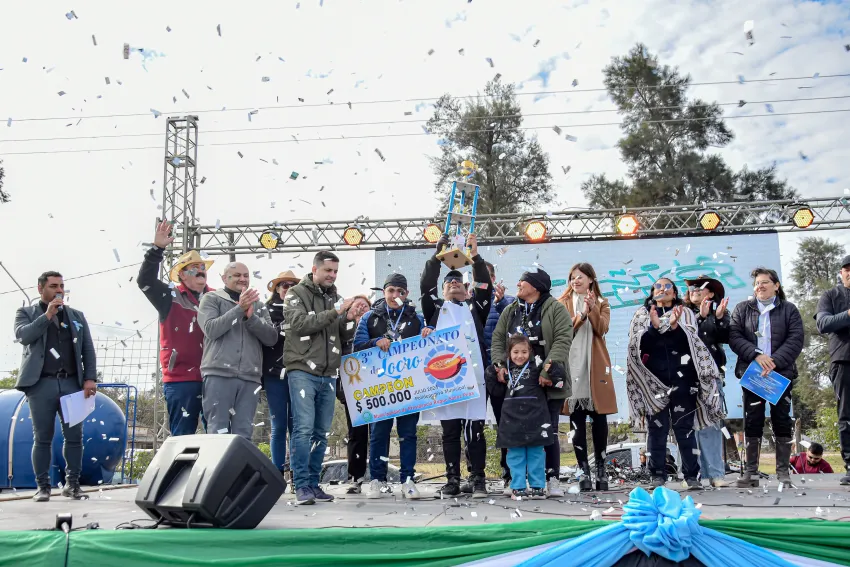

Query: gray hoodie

[198,288,278,383]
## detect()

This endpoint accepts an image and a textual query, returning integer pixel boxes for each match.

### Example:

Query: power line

[3,73,847,124]
[0,108,847,157]
[0,262,142,296]
[3,94,848,145]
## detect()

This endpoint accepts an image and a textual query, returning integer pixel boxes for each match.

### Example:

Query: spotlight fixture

[423,223,443,244]
[791,206,815,229]
[698,210,722,231]
[616,214,639,236]
[524,220,547,242]
[342,226,364,246]
[259,230,280,250]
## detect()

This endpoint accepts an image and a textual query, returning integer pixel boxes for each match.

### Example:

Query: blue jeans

[288,370,336,490]
[264,372,293,472]
[163,381,204,436]
[369,412,419,483]
[507,446,546,490]
[697,423,725,480]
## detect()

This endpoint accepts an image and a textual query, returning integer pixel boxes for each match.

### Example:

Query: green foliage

[582,44,797,209]
[0,369,19,389]
[256,442,272,458]
[810,405,840,451]
[128,450,154,479]
[426,77,554,216]
[791,237,847,432]
[483,426,502,479]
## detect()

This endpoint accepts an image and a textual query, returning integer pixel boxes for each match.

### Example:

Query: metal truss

[159,115,200,272]
[188,197,850,256]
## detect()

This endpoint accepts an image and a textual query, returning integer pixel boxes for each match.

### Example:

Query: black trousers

[570,406,609,465]
[343,400,369,482]
[441,419,485,479]
[489,392,510,480]
[831,362,850,468]
[647,390,700,480]
[743,381,793,439]
[543,399,562,480]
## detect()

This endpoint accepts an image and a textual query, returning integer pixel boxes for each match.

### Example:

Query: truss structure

[159,115,200,271]
[187,197,850,256]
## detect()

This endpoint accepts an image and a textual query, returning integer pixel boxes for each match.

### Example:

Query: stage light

[698,210,722,231]
[259,230,280,250]
[616,214,639,236]
[524,220,547,242]
[343,226,364,246]
[792,206,815,229]
[423,223,443,244]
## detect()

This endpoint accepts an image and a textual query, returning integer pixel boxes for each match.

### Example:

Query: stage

[1,474,849,531]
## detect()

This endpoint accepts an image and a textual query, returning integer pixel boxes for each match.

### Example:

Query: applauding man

[283,252,368,505]
[198,262,277,440]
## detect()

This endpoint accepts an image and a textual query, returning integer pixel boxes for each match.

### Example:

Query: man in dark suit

[13,271,97,502]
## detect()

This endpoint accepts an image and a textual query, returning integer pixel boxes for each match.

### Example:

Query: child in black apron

[493,334,556,500]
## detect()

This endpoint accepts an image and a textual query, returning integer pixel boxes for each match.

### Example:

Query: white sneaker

[402,479,422,500]
[547,478,564,498]
[367,479,384,499]
[503,484,513,496]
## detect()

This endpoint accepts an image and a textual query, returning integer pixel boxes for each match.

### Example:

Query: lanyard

[507,360,530,391]
[385,305,405,334]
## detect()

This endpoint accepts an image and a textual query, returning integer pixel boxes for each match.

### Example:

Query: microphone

[56,292,64,311]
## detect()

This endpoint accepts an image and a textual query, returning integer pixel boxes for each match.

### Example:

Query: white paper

[431,302,486,420]
[60,391,96,427]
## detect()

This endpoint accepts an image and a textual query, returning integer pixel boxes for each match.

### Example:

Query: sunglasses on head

[653,283,673,291]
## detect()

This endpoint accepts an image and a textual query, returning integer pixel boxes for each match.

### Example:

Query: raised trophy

[436,160,480,270]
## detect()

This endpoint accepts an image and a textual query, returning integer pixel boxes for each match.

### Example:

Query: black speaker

[135,434,285,529]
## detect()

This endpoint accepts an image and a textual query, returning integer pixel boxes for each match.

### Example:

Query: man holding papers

[13,271,97,502]
[729,268,803,488]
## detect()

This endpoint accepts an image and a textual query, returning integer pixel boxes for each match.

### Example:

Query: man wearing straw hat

[137,220,214,437]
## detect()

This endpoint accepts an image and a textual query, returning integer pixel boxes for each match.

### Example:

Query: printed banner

[739,361,791,405]
[339,325,481,427]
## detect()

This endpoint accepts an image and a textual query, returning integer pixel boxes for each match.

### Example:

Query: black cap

[520,268,552,293]
[371,273,408,292]
[841,255,850,269]
[444,270,464,284]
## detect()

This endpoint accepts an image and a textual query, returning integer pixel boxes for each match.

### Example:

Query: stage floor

[1,474,848,531]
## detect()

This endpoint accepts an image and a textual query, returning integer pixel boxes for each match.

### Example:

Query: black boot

[578,462,593,492]
[460,475,474,494]
[32,485,51,503]
[440,477,461,497]
[471,474,488,499]
[736,437,760,488]
[61,480,85,500]
[775,437,792,484]
[595,461,609,491]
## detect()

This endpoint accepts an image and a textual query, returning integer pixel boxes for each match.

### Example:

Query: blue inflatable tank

[0,389,128,488]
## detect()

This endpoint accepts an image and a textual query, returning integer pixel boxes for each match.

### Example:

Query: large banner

[339,325,481,427]
[376,232,783,421]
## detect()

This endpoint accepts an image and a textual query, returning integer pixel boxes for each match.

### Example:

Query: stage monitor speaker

[135,434,285,529]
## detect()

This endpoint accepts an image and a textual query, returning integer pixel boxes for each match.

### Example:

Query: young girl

[494,334,557,500]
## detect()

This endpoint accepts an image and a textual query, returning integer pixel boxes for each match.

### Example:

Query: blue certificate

[739,361,791,405]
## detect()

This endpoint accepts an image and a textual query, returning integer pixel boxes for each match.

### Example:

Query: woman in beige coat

[558,263,618,491]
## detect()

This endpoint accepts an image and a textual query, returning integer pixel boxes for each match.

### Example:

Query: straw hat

[169,250,214,283]
[267,270,300,292]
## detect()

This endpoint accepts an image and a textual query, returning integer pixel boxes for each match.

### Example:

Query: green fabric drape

[1,518,848,567]
[703,519,850,566]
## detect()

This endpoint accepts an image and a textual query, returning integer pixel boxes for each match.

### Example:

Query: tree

[0,369,18,389]
[789,237,846,431]
[426,77,554,216]
[0,159,8,204]
[582,44,798,208]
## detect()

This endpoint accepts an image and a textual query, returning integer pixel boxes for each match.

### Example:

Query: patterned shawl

[626,306,725,430]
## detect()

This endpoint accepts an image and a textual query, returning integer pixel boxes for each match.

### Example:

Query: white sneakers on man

[547,478,565,498]
[402,478,423,500]
[368,479,391,499]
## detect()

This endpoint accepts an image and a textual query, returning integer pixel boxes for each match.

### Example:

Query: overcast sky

[1,0,849,378]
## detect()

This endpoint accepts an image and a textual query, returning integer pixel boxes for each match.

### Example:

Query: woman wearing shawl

[559,263,617,492]
[626,277,724,490]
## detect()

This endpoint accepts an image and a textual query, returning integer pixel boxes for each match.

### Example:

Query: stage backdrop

[375,232,783,421]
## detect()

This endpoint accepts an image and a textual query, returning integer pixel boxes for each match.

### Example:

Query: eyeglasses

[278,282,294,289]
[653,283,673,291]
[754,280,774,288]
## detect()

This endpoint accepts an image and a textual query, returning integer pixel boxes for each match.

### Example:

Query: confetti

[113,248,121,262]
[217,428,228,434]
[49,348,60,359]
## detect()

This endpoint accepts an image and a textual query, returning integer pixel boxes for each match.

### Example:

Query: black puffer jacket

[729,297,804,380]
[261,301,285,377]
[687,305,730,373]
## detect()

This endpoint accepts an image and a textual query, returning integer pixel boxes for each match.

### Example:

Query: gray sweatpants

[202,376,260,440]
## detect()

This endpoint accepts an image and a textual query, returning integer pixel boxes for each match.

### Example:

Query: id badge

[386,329,400,341]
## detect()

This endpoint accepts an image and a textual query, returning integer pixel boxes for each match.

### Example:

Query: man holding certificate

[729,268,803,487]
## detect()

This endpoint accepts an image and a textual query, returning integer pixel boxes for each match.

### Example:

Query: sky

[1,0,849,379]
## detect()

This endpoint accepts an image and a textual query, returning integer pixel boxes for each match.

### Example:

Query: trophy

[436,161,480,269]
